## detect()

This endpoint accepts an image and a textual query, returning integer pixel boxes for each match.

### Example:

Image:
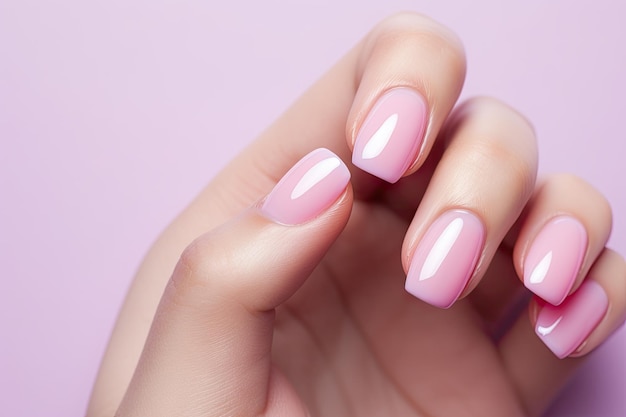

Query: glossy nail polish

[535,280,608,358]
[261,148,350,225]
[524,216,587,305]
[352,88,427,183]
[405,210,485,308]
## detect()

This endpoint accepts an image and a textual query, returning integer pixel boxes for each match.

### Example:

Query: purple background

[1,1,624,416]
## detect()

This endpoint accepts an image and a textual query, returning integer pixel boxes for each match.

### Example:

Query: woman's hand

[87,13,626,417]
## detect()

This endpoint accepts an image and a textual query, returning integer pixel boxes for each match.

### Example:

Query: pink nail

[405,210,485,308]
[261,148,350,225]
[535,280,608,358]
[352,88,428,183]
[524,216,587,305]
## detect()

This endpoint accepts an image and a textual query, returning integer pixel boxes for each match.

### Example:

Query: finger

[499,248,626,417]
[88,13,467,414]
[402,97,538,308]
[347,14,465,183]
[470,173,613,335]
[116,149,352,416]
[213,12,465,214]
[513,174,612,305]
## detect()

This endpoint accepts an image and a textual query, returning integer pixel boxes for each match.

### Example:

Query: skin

[87,13,626,417]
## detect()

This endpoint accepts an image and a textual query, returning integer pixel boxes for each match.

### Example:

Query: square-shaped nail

[405,210,485,308]
[261,148,350,225]
[535,280,608,358]
[352,88,427,183]
[524,216,587,305]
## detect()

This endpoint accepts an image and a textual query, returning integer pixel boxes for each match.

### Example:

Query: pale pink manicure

[535,280,608,358]
[352,88,428,183]
[405,210,485,308]
[261,148,350,225]
[524,216,587,305]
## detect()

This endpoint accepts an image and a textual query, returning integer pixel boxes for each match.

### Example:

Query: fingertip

[533,280,608,359]
[514,174,614,307]
[345,13,467,183]
[531,249,626,359]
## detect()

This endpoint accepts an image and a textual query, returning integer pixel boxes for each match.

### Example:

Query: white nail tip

[537,316,562,336]
[419,217,464,281]
[361,113,398,160]
[529,251,553,284]
[290,157,341,200]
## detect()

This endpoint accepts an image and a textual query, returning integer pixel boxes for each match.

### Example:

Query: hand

[87,13,626,417]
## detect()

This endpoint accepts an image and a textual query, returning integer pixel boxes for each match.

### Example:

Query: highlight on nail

[535,280,608,359]
[290,157,341,199]
[405,209,485,308]
[361,113,399,160]
[524,215,588,305]
[419,217,464,281]
[352,87,428,183]
[261,148,351,225]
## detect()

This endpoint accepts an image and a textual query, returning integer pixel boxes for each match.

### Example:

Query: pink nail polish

[261,148,350,225]
[524,216,587,305]
[352,88,428,183]
[405,210,485,308]
[535,280,608,358]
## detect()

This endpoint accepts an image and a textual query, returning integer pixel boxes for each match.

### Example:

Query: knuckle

[455,98,539,201]
[549,173,613,226]
[178,237,208,281]
[163,232,245,314]
[472,96,538,143]
[473,136,537,203]
[369,12,466,67]
[174,233,234,295]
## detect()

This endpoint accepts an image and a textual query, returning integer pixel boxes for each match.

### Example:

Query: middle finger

[402,97,538,308]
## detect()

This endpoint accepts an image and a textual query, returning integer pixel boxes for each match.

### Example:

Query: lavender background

[1,1,624,416]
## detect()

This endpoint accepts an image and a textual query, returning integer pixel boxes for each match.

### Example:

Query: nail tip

[351,158,401,183]
[535,330,567,358]
[534,280,609,362]
[404,283,455,309]
[524,279,569,306]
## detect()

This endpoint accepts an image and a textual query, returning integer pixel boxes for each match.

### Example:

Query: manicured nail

[261,148,350,225]
[524,216,587,305]
[535,280,608,359]
[405,210,485,308]
[352,87,428,183]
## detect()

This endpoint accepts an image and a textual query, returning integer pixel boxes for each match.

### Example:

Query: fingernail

[524,216,587,305]
[405,210,485,308]
[352,88,428,183]
[261,148,350,225]
[535,280,608,359]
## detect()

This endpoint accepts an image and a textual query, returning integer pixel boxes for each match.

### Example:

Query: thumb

[116,148,352,417]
